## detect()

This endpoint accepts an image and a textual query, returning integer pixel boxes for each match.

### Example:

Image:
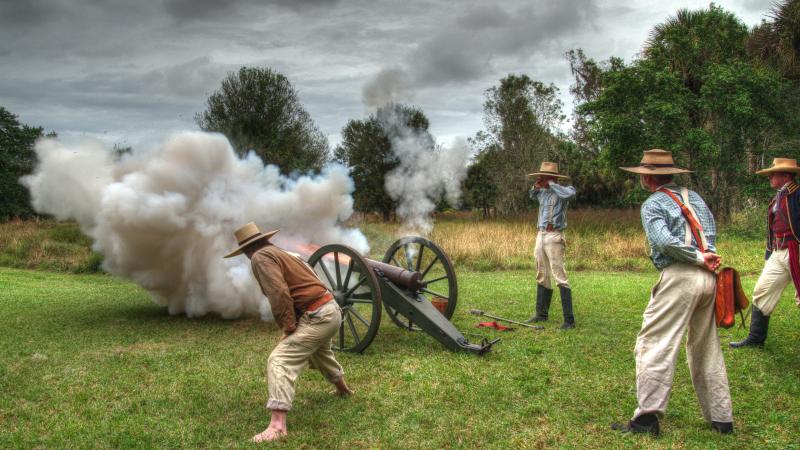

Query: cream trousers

[752,248,794,315]
[266,301,344,411]
[534,230,570,289]
[633,263,733,423]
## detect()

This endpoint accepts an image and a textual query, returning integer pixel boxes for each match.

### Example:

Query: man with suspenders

[526,162,577,329]
[224,222,353,443]
[613,149,733,436]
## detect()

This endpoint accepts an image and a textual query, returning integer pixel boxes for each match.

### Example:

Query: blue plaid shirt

[530,183,576,230]
[641,183,717,270]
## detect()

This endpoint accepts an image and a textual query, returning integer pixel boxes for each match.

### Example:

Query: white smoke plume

[362,67,413,110]
[22,132,368,320]
[377,107,471,235]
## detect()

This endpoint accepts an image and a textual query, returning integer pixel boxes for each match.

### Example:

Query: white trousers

[634,263,733,423]
[752,248,794,315]
[266,301,344,411]
[534,230,570,289]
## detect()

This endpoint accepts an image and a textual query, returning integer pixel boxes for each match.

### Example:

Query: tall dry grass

[1,209,765,274]
[354,208,764,274]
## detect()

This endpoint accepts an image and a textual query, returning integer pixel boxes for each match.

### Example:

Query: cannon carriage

[307,236,498,355]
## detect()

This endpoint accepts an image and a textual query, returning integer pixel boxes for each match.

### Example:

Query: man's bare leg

[334,377,353,396]
[252,410,288,443]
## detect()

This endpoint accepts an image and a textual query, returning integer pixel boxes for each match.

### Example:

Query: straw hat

[527,161,569,179]
[223,222,279,258]
[755,158,800,175]
[620,149,692,175]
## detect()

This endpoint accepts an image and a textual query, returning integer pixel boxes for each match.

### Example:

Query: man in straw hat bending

[224,222,352,443]
[731,157,800,349]
[526,161,577,329]
[613,149,733,436]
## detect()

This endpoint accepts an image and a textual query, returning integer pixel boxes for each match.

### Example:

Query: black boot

[730,307,769,348]
[559,286,575,329]
[711,421,734,434]
[611,413,660,437]
[525,284,552,323]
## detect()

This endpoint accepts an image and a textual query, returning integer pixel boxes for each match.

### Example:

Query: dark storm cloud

[408,0,599,86]
[0,0,777,150]
[162,0,341,21]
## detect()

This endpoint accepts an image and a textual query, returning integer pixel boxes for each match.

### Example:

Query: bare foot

[252,427,286,443]
[334,379,353,396]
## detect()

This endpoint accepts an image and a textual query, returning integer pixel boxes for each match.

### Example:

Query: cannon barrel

[365,259,422,291]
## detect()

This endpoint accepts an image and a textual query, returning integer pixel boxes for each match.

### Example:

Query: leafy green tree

[0,107,43,220]
[579,5,797,217]
[334,104,431,220]
[476,74,565,214]
[196,67,329,173]
[463,153,498,218]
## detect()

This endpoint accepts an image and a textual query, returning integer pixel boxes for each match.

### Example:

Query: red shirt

[772,197,793,249]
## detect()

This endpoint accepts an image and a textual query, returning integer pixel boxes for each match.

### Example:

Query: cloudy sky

[1,0,773,152]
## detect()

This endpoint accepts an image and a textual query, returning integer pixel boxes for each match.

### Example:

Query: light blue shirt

[641,183,717,270]
[530,183,576,230]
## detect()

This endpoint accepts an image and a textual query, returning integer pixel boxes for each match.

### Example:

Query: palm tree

[747,0,800,79]
[644,6,748,94]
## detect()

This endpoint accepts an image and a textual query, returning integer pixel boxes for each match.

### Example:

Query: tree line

[2,1,798,221]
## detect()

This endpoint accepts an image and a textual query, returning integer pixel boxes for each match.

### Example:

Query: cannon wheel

[308,244,381,353]
[382,236,458,330]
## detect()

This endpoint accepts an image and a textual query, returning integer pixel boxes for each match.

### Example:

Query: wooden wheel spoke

[390,255,401,267]
[334,252,342,288]
[318,260,336,289]
[420,256,439,279]
[404,243,413,270]
[338,321,345,349]
[344,311,360,344]
[420,287,447,299]
[422,274,448,285]
[343,277,367,298]
[346,306,370,327]
[341,260,354,291]
[415,244,424,271]
[350,295,375,303]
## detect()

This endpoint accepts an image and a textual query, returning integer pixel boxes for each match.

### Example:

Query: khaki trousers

[534,230,570,289]
[266,301,344,411]
[752,249,793,315]
[634,263,733,423]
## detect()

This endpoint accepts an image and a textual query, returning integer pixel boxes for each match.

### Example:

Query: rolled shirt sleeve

[252,256,297,334]
[549,183,576,200]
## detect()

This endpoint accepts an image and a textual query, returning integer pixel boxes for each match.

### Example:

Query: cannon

[306,236,498,355]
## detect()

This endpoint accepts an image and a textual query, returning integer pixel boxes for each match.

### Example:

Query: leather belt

[545,224,555,232]
[306,292,334,312]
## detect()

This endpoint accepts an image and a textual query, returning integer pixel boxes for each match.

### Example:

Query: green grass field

[2,267,798,449]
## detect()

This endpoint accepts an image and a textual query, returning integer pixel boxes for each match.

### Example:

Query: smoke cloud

[376,107,471,235]
[23,132,368,320]
[362,67,413,110]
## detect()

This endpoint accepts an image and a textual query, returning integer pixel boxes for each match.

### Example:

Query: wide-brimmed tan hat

[755,158,800,175]
[620,149,693,175]
[224,222,279,258]
[527,161,569,179]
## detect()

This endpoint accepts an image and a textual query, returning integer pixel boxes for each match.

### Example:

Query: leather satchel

[657,187,750,328]
[714,267,749,328]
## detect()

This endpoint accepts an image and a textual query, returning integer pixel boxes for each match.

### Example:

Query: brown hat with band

[224,222,279,258]
[620,149,693,175]
[527,161,569,179]
[755,158,800,175]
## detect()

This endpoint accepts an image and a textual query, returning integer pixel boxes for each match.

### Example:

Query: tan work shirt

[251,245,330,334]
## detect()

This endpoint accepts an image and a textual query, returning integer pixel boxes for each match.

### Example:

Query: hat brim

[526,172,570,179]
[755,167,800,175]
[224,229,279,258]
[620,166,693,175]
